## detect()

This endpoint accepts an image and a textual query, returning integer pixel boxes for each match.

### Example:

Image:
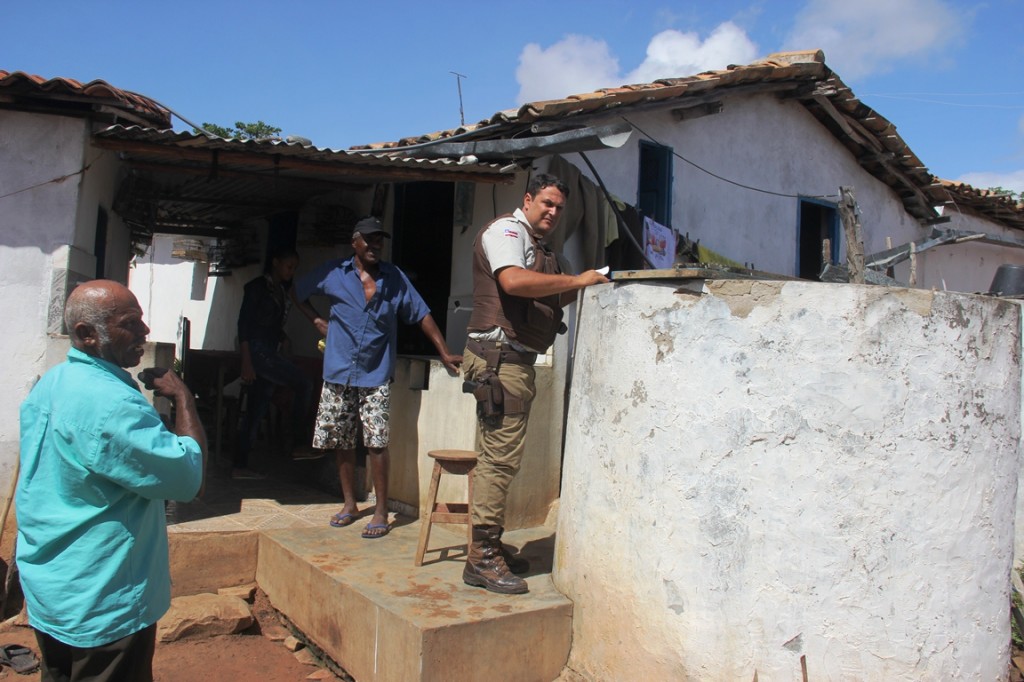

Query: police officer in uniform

[463,174,608,594]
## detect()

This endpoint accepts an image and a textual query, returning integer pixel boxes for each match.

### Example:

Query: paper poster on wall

[643,217,676,269]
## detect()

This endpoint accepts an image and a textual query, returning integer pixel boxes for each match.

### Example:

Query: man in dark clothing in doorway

[235,248,314,478]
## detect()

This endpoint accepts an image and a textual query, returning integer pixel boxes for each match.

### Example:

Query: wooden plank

[611,266,798,281]
[820,263,901,286]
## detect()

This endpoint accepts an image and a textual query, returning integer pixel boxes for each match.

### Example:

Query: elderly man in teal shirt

[17,280,206,682]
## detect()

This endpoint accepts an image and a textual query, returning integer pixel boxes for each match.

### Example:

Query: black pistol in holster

[462,344,528,427]
[463,371,505,427]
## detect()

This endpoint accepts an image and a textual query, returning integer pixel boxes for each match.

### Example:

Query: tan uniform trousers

[462,346,537,527]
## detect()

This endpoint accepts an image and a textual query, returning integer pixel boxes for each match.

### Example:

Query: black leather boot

[497,526,530,574]
[463,525,528,594]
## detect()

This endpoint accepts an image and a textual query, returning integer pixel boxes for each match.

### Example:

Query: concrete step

[256,522,572,682]
[167,469,572,682]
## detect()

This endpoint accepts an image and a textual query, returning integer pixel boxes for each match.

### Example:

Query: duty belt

[467,339,538,366]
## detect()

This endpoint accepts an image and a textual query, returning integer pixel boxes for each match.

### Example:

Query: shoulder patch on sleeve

[503,227,520,238]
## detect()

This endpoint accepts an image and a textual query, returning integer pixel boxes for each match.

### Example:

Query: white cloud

[955,170,1024,195]
[516,22,759,104]
[626,23,759,84]
[516,35,620,104]
[785,0,962,80]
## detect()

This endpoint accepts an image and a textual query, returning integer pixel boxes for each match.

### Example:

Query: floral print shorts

[312,382,390,450]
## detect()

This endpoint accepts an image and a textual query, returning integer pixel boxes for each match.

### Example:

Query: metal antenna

[450,71,467,126]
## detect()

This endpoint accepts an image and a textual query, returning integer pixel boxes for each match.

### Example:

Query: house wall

[556,279,1020,680]
[1013,300,1024,574]
[131,233,259,355]
[73,146,132,283]
[571,95,1023,292]
[0,110,125,493]
[916,210,1024,294]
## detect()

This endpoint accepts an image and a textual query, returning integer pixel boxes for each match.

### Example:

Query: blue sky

[5,0,1023,192]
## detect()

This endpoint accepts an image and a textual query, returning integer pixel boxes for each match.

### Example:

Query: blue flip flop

[361,523,390,539]
[329,512,356,528]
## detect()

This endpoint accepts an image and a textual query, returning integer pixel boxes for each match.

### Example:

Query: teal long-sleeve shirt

[16,348,203,647]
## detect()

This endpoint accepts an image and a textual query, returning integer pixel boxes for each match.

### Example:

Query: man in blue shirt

[17,280,207,682]
[294,217,460,538]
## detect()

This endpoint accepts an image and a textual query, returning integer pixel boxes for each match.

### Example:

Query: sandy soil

[0,590,348,682]
[0,498,349,682]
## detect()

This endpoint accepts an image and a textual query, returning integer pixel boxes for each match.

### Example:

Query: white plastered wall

[556,279,1020,680]
[0,110,125,492]
[131,234,260,354]
[916,209,1024,294]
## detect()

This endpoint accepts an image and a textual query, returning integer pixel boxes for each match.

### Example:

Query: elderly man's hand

[148,368,192,403]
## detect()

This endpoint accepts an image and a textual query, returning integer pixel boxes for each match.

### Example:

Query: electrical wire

[0,155,100,201]
[577,151,656,269]
[862,91,1024,97]
[622,115,838,200]
[148,97,222,138]
[942,188,966,227]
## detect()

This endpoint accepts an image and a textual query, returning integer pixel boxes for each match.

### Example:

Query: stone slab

[168,530,258,597]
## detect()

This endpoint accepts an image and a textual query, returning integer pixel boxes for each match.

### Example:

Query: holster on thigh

[463,348,526,426]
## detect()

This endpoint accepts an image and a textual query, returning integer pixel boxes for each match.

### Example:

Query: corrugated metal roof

[91,125,511,240]
[93,125,507,174]
[0,70,171,128]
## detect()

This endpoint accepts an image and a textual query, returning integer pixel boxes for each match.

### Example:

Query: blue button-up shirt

[17,348,204,647]
[295,257,430,387]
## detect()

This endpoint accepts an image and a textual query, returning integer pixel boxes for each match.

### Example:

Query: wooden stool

[414,449,478,567]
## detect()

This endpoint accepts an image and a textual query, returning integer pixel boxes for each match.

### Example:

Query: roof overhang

[91,126,514,241]
[0,70,171,128]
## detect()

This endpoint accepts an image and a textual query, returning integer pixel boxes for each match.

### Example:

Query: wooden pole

[838,186,865,284]
[909,242,917,287]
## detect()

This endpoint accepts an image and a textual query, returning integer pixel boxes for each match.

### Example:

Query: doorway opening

[797,198,839,280]
[391,182,455,357]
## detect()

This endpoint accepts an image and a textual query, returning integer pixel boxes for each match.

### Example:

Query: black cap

[353,217,391,238]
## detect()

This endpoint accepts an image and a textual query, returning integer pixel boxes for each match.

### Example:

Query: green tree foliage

[988,186,1022,201]
[193,120,282,141]
[196,122,233,138]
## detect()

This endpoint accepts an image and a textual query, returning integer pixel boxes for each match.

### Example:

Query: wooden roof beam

[119,160,369,190]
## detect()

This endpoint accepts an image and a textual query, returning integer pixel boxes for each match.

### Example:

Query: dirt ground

[0,589,348,682]
[0,487,352,682]
[1012,645,1024,682]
